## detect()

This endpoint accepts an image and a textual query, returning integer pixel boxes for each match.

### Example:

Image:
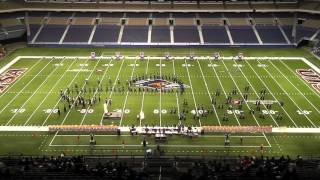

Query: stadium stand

[35,25,66,43]
[121,25,149,43]
[153,18,168,26]
[1,1,320,180]
[10,11,315,46]
[174,25,200,43]
[127,18,148,26]
[0,12,26,41]
[0,1,318,47]
[63,25,93,43]
[229,26,259,44]
[21,11,319,46]
[296,26,318,42]
[0,154,320,179]
[202,26,230,44]
[91,25,120,43]
[255,25,287,44]
[151,25,171,43]
[152,12,170,18]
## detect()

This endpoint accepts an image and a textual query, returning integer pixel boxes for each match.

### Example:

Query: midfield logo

[296,69,320,93]
[133,79,189,90]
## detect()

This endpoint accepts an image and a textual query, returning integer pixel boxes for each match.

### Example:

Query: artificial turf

[0,47,319,157]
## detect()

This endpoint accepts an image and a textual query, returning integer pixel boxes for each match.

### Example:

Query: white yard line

[159,58,162,126]
[232,59,280,127]
[0,56,21,74]
[48,131,58,146]
[42,58,91,126]
[280,60,320,99]
[60,58,102,125]
[269,60,320,114]
[244,60,298,127]
[196,59,221,126]
[49,144,271,148]
[42,59,89,126]
[119,59,138,126]
[184,59,201,127]
[99,59,125,125]
[80,59,114,125]
[6,58,65,125]
[0,59,42,100]
[48,59,101,145]
[139,57,150,126]
[257,59,317,127]
[24,60,77,126]
[172,60,181,122]
[0,59,52,116]
[55,134,266,138]
[300,57,320,74]
[207,59,241,125]
[221,60,272,147]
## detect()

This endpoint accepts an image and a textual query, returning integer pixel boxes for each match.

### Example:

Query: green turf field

[0,47,319,157]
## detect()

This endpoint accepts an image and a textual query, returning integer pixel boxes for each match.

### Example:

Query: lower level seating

[28,24,40,42]
[1,155,319,179]
[202,25,229,43]
[36,25,66,42]
[174,26,200,43]
[151,26,170,43]
[63,25,93,43]
[121,25,148,43]
[282,26,294,43]
[296,26,318,42]
[92,25,120,43]
[229,26,258,43]
[255,25,287,43]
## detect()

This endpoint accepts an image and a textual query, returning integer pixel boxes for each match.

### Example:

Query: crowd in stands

[0,154,319,179]
[0,154,147,179]
[181,155,305,180]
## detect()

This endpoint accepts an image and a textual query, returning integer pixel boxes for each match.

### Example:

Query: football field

[0,48,320,157]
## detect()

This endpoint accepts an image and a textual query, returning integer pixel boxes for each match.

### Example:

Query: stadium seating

[151,26,171,43]
[12,12,318,46]
[296,26,318,42]
[174,26,200,43]
[63,25,93,43]
[202,26,229,43]
[282,25,294,43]
[255,25,287,43]
[91,25,120,43]
[35,25,66,43]
[28,25,40,42]
[121,25,149,43]
[229,26,259,44]
[0,12,26,41]
[1,154,319,179]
